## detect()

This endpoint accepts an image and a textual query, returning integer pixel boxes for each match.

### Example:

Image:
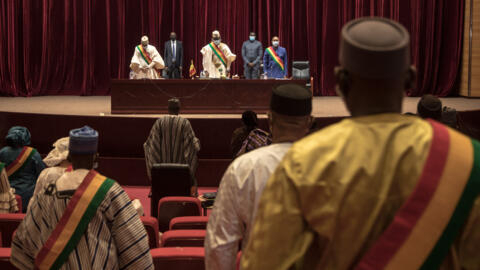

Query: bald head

[336,17,416,116]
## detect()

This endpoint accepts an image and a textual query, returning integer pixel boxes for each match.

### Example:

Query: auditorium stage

[1,96,479,117]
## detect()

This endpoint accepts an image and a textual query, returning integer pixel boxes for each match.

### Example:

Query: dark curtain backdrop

[0,0,464,96]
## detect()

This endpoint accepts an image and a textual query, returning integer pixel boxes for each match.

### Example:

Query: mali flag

[189,59,196,78]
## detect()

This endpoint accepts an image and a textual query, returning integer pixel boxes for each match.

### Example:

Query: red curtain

[0,0,464,96]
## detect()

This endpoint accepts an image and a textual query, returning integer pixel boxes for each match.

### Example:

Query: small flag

[189,59,196,78]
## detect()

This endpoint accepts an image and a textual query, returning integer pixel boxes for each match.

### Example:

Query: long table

[111,79,308,114]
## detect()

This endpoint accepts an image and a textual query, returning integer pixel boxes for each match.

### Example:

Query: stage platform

[1,96,479,117]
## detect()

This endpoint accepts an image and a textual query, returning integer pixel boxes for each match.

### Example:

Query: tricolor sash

[6,146,37,177]
[355,120,480,270]
[208,42,227,68]
[35,170,115,270]
[136,45,153,65]
[266,46,285,71]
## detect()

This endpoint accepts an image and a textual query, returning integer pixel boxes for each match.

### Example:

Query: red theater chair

[0,248,16,270]
[140,216,160,248]
[161,230,206,247]
[0,213,25,247]
[151,247,205,270]
[157,197,202,233]
[15,195,22,213]
[169,216,209,230]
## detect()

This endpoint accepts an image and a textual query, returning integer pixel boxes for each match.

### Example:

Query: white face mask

[272,41,279,47]
[213,39,221,45]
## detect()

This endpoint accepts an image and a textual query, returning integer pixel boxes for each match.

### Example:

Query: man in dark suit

[164,32,183,79]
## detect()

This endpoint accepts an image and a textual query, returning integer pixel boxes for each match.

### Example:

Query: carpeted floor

[1,96,479,118]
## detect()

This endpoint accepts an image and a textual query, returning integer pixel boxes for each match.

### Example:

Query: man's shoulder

[233,143,290,168]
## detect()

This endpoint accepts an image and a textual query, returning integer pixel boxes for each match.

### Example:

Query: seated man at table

[144,98,201,194]
[241,17,480,270]
[130,35,165,79]
[11,126,153,269]
[205,84,313,270]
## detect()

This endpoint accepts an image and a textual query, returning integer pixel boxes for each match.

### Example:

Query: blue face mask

[213,39,221,46]
[272,41,279,47]
[249,36,255,41]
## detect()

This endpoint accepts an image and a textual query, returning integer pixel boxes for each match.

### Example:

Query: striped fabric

[0,163,18,213]
[144,115,200,181]
[11,182,153,269]
[236,128,272,157]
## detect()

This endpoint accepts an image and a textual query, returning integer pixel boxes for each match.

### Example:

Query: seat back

[151,163,193,217]
[151,247,205,270]
[140,216,160,248]
[169,216,209,230]
[0,248,16,270]
[157,197,202,232]
[0,213,25,247]
[292,61,310,80]
[161,230,206,247]
[14,195,22,213]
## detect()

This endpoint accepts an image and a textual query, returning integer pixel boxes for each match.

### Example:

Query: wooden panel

[460,0,480,97]
[111,79,308,114]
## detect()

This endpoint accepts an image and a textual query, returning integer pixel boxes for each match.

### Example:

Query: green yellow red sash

[355,120,480,270]
[266,46,285,71]
[0,162,5,174]
[35,170,115,270]
[6,146,37,177]
[209,42,227,68]
[136,45,152,65]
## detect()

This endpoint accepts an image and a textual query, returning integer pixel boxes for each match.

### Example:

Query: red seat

[161,230,206,247]
[157,197,202,232]
[0,248,16,270]
[14,195,22,213]
[140,216,160,248]
[151,247,205,270]
[169,216,209,230]
[237,251,242,270]
[0,213,25,247]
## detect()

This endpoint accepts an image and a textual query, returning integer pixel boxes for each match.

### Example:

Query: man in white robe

[130,35,165,79]
[204,84,313,270]
[201,30,236,78]
[11,126,153,269]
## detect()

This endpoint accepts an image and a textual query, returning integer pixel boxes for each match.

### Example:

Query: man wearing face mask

[241,32,263,79]
[263,36,288,79]
[201,30,236,78]
[130,36,165,79]
[164,32,183,79]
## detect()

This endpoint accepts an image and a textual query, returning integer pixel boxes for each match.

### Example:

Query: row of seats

[0,247,206,270]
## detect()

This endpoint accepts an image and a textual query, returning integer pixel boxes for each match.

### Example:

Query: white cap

[212,30,220,37]
[339,17,410,78]
[141,36,149,44]
[43,137,69,167]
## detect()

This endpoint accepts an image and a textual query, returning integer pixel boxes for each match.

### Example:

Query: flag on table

[189,59,196,78]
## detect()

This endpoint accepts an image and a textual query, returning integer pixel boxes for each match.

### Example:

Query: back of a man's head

[269,84,313,143]
[68,126,98,170]
[417,94,442,120]
[168,98,181,115]
[336,17,415,116]
[242,111,258,128]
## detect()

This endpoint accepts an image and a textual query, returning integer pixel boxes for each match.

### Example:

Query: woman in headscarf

[0,126,45,212]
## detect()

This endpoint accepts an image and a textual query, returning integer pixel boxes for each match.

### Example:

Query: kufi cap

[69,126,98,155]
[141,36,149,44]
[270,84,312,116]
[5,126,31,147]
[212,30,220,37]
[340,17,410,78]
[43,137,69,167]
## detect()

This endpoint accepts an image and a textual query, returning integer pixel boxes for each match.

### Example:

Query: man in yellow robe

[201,30,236,78]
[241,17,480,270]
